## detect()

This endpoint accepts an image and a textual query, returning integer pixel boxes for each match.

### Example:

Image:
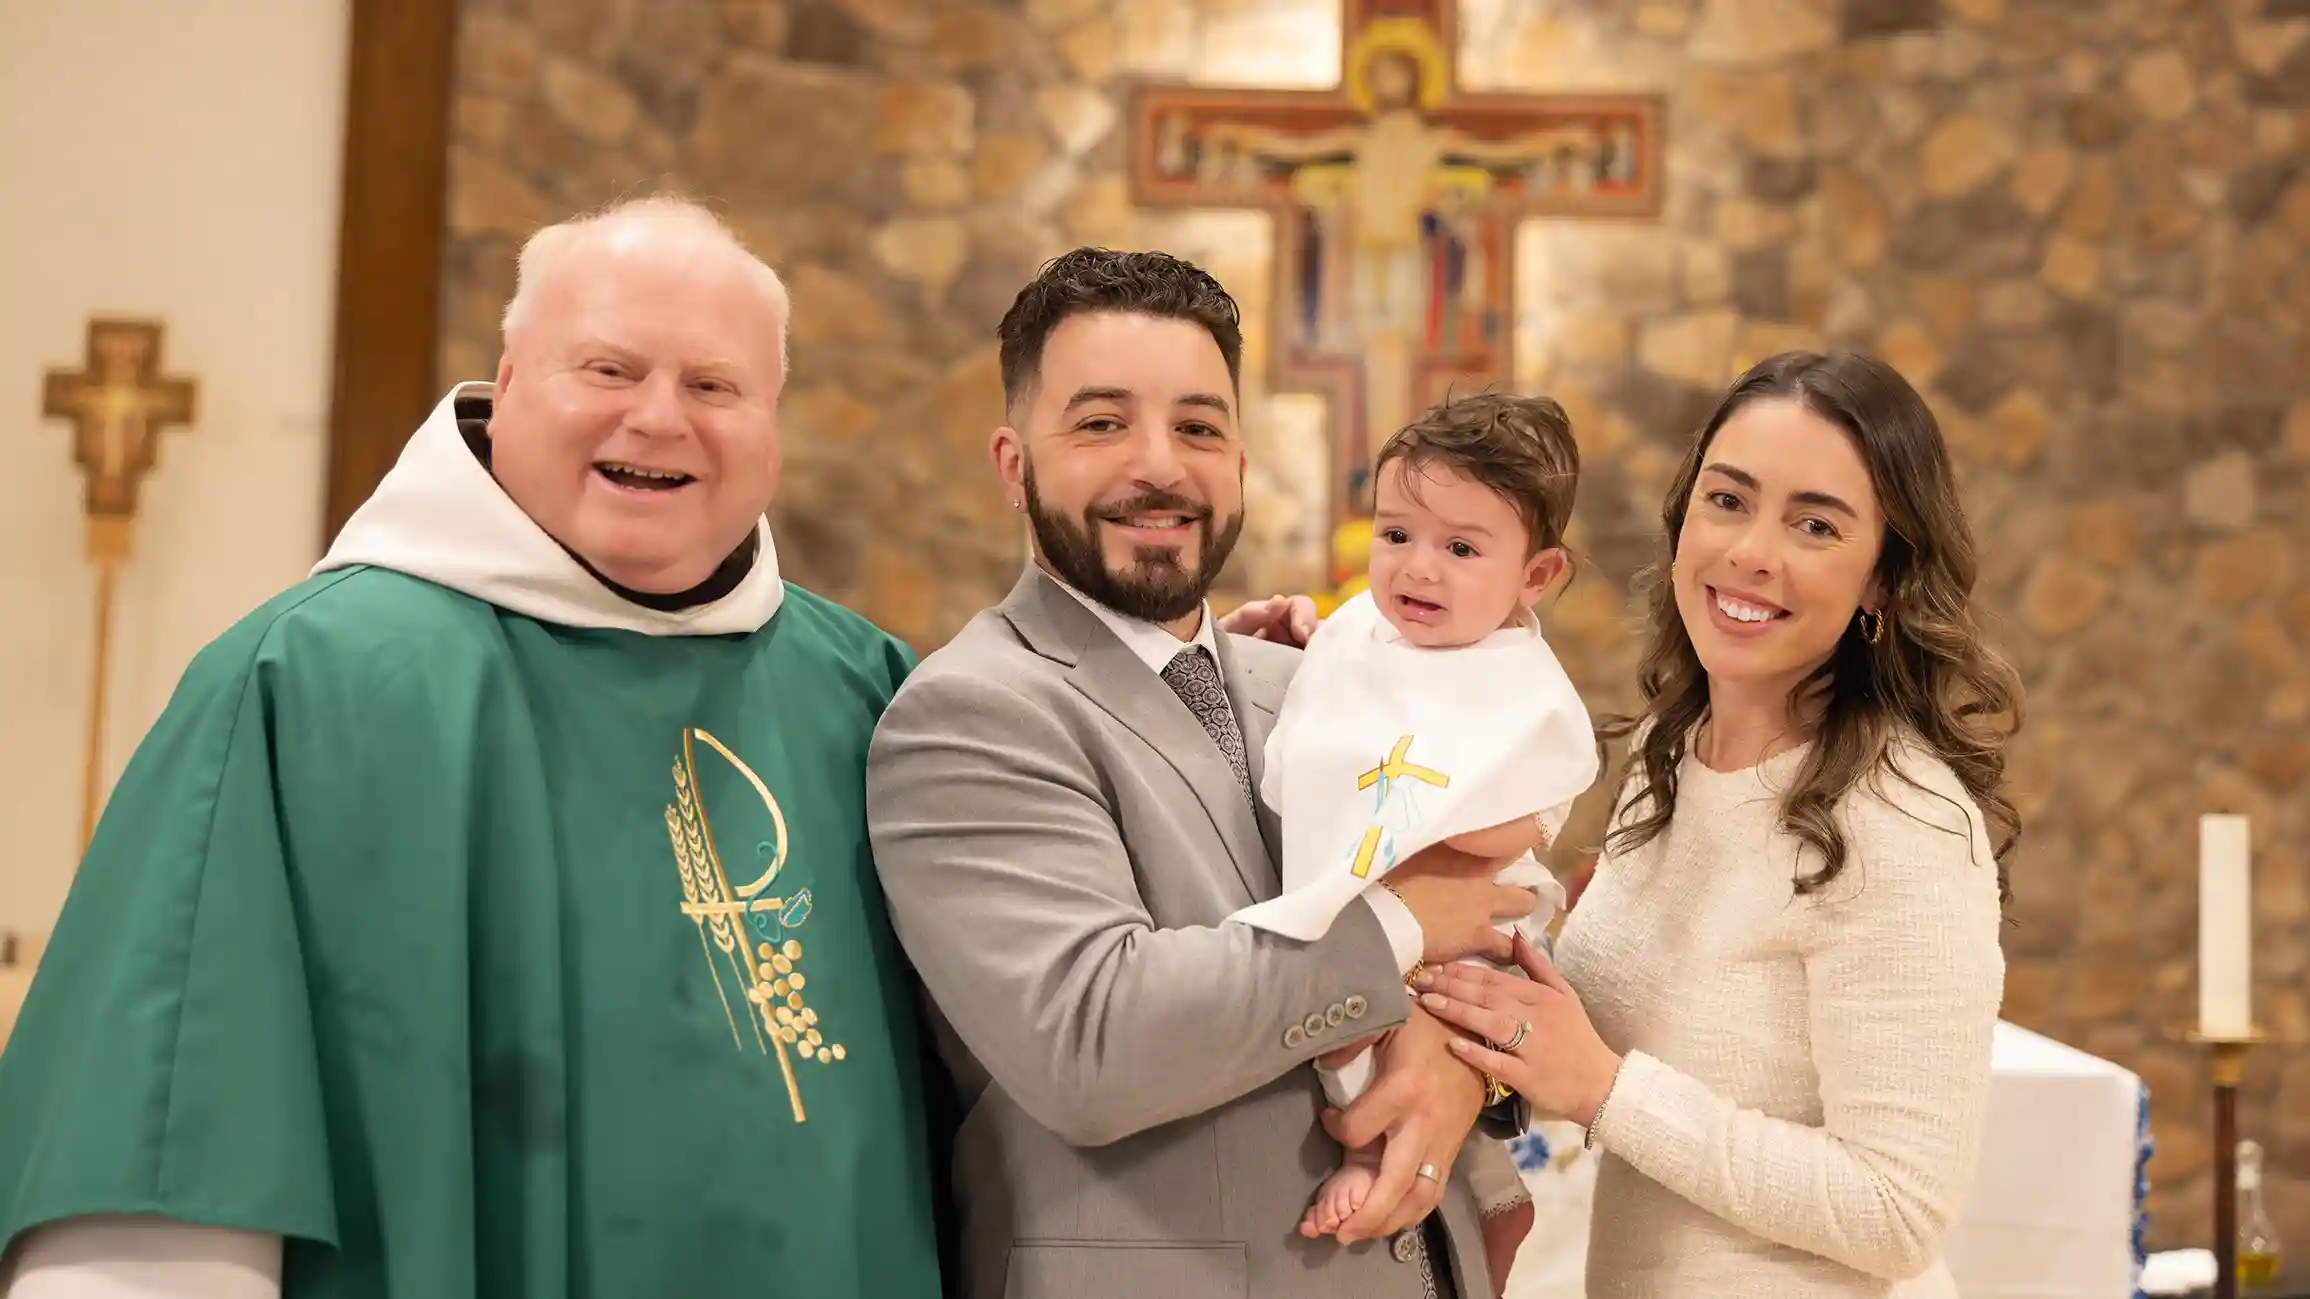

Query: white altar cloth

[1943,1021,2149,1299]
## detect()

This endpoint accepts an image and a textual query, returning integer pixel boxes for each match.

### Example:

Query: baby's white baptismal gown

[1233,590,1599,1103]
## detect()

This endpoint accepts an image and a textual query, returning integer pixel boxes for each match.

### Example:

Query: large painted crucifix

[1128,0,1664,534]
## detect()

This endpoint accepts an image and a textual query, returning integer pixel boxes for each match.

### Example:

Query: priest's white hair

[498,193,791,366]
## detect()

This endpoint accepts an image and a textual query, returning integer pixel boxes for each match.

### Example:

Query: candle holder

[2182,1027,2270,1299]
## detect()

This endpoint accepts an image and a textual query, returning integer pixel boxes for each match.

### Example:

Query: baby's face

[1368,459,1563,647]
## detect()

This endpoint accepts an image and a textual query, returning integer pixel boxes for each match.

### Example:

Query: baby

[1231,392,1599,1291]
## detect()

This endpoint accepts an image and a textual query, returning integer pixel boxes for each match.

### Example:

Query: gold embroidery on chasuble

[665,727,844,1122]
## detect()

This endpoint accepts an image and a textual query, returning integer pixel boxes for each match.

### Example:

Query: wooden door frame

[320,0,458,544]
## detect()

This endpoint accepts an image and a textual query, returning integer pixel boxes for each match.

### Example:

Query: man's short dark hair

[1374,392,1581,554]
[996,248,1245,414]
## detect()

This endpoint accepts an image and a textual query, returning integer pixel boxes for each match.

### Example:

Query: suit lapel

[1001,569,1275,905]
[1213,632,1284,897]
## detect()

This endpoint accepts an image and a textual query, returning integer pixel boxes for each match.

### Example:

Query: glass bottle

[2239,1139,2283,1287]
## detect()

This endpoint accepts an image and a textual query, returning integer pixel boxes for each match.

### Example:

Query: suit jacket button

[1390,1230,1419,1263]
[1303,1012,1327,1037]
[1345,994,1369,1019]
[1325,1003,1346,1028]
[1284,1024,1306,1049]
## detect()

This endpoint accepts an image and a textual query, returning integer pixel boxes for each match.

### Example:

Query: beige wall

[0,0,351,968]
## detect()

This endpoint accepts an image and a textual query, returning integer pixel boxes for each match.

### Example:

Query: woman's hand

[1413,933,1623,1127]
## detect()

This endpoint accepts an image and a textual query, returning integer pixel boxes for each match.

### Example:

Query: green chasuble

[0,385,945,1298]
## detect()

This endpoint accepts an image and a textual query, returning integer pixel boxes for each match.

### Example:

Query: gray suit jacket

[867,568,1487,1299]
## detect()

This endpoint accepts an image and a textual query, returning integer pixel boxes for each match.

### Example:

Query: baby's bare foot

[1304,1163,1380,1238]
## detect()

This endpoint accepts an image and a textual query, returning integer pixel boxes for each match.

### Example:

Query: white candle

[2199,813,2253,1038]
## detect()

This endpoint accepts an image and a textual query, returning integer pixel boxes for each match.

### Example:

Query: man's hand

[1216,593,1320,648]
[1388,841,1535,964]
[1318,1007,1487,1244]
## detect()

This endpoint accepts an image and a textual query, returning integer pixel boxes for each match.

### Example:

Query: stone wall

[441,0,2310,1252]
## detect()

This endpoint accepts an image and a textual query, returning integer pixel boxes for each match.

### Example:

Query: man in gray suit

[867,248,1538,1299]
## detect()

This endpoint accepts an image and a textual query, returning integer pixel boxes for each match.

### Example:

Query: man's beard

[1023,468,1244,624]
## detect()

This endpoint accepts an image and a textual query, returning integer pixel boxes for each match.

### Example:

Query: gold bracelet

[1380,880,1423,985]
[1582,1059,1626,1151]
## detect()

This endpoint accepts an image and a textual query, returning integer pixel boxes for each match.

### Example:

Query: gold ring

[1416,1162,1442,1182]
[1498,1019,1530,1053]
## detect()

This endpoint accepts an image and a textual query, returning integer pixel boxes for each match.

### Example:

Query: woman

[1419,350,2021,1297]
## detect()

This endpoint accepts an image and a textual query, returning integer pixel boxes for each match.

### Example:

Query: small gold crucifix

[44,319,197,547]
[41,318,199,854]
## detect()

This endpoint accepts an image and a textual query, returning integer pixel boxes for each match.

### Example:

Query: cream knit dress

[1552,738,2005,1298]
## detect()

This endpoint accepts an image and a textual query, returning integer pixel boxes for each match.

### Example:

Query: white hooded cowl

[313,381,786,637]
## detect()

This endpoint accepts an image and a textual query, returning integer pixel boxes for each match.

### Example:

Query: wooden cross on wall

[42,318,197,546]
[1127,0,1664,537]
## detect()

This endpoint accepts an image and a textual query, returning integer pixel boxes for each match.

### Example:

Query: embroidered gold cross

[1349,735,1451,878]
[1357,735,1450,792]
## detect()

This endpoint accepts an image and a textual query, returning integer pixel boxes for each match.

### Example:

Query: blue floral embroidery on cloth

[1509,1127,1551,1173]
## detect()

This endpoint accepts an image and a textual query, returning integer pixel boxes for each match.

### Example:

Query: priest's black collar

[453,394,756,613]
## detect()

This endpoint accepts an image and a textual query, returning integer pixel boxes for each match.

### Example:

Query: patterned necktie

[1159,646,1253,804]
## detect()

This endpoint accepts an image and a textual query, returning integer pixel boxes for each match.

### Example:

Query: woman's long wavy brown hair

[1601,351,2025,903]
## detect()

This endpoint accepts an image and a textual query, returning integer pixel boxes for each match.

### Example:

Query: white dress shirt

[1043,571,1425,972]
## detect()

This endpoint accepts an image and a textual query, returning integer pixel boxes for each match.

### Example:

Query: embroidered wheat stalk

[674,761,765,1051]
[673,762,734,951]
[669,806,706,908]
[669,803,744,1051]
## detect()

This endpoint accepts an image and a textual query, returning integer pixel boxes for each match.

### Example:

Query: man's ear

[1522,546,1570,607]
[990,426,1025,506]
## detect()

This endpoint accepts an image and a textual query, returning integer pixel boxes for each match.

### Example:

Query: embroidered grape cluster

[752,939,844,1065]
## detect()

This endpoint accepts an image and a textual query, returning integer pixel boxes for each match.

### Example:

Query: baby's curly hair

[1373,392,1580,554]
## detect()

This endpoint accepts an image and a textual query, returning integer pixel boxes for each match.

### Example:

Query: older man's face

[487,229,785,594]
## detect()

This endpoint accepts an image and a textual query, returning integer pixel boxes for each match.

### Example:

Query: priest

[0,197,945,1298]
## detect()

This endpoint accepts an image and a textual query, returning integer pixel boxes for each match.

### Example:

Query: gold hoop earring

[1858,608,1885,645]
